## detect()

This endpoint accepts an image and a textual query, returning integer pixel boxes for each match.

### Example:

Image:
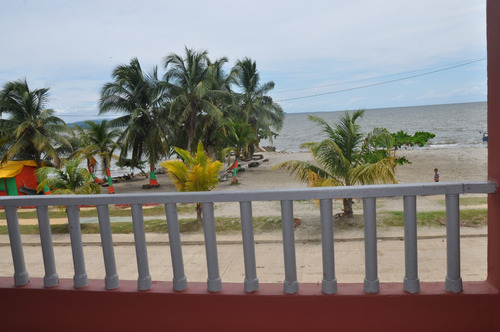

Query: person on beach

[434,168,440,182]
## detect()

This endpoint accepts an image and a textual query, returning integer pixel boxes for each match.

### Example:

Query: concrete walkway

[0,226,487,286]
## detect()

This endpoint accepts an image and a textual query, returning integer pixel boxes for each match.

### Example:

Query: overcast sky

[0,0,487,123]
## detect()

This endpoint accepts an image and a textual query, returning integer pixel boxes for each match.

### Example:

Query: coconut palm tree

[99,58,171,188]
[163,48,227,153]
[233,57,284,153]
[273,110,397,216]
[202,56,237,156]
[75,120,120,194]
[161,142,223,224]
[217,118,257,160]
[0,79,72,167]
[36,157,100,195]
[71,124,100,183]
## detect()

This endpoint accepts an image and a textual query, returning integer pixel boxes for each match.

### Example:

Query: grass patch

[0,204,197,220]
[434,196,487,207]
[0,223,103,235]
[459,209,488,227]
[254,217,282,233]
[378,209,487,227]
[0,209,487,235]
[460,196,487,206]
[0,208,67,220]
[0,216,282,235]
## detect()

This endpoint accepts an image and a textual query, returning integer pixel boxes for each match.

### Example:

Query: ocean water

[261,102,487,152]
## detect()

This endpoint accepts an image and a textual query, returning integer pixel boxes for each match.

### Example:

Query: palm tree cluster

[0,48,284,193]
[99,48,284,187]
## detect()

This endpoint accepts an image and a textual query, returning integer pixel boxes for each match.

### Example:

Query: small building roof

[0,160,38,178]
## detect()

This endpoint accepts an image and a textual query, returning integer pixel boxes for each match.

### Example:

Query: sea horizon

[261,101,488,153]
[282,100,486,116]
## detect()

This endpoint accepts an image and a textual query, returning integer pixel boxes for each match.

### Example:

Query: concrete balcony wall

[1,279,499,331]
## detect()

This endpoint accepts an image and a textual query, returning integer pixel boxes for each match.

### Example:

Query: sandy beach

[113,146,488,193]
[108,146,488,219]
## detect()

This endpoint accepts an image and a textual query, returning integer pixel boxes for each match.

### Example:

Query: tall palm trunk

[187,113,197,153]
[343,198,354,216]
[196,203,203,225]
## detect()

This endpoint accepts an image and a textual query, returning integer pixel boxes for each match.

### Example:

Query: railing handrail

[0,181,496,207]
[1,180,497,295]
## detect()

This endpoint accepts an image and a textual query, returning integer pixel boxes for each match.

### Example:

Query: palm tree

[71,124,101,183]
[202,56,237,156]
[36,157,101,195]
[75,120,120,194]
[233,58,284,153]
[163,47,227,153]
[0,79,72,168]
[99,58,171,188]
[217,118,257,160]
[161,142,223,224]
[273,110,397,216]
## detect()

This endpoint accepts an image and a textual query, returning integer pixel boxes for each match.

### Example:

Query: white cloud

[0,0,487,121]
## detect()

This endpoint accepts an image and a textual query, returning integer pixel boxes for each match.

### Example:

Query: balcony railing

[1,181,496,295]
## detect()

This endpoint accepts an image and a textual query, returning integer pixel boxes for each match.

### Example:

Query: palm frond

[161,160,188,191]
[272,160,339,186]
[352,157,397,185]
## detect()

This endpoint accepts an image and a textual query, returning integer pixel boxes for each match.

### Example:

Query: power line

[276,57,486,103]
[272,59,483,94]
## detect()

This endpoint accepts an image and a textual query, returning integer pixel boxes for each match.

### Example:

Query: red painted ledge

[1,277,499,331]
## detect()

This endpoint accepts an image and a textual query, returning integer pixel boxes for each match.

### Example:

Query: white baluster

[97,205,119,290]
[36,206,58,287]
[5,206,29,286]
[363,197,379,293]
[281,200,298,294]
[320,199,337,294]
[165,203,188,291]
[66,205,88,288]
[445,194,462,293]
[131,204,152,291]
[202,202,222,292]
[403,196,420,293]
[240,201,259,292]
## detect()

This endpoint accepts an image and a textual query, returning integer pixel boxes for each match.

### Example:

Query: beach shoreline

[112,146,488,193]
